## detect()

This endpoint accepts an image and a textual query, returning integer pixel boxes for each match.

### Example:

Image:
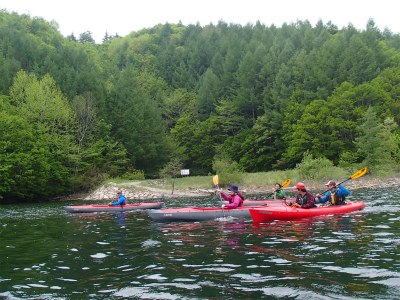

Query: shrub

[121,168,145,180]
[295,151,334,179]
[212,156,244,187]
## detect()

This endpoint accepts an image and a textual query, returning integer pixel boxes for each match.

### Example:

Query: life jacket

[228,194,244,207]
[294,192,315,208]
[297,194,308,206]
[329,190,345,205]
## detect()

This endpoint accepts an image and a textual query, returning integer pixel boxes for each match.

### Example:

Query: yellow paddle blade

[282,179,290,187]
[350,168,367,179]
[213,175,219,186]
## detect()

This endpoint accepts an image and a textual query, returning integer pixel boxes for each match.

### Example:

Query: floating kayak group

[146,200,365,222]
[65,198,365,223]
[65,168,368,223]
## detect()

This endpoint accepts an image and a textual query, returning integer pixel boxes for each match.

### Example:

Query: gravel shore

[80,175,400,201]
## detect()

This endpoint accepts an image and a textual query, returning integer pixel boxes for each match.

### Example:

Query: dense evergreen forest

[1,10,399,201]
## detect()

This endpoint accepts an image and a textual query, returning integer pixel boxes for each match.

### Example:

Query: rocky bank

[81,175,400,201]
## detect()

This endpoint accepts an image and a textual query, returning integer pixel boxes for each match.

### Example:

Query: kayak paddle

[265,179,291,199]
[213,175,225,218]
[322,167,367,194]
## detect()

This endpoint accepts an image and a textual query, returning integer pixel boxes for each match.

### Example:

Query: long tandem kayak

[249,201,366,222]
[147,206,269,222]
[64,202,164,213]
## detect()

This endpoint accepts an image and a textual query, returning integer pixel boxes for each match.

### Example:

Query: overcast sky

[2,0,399,43]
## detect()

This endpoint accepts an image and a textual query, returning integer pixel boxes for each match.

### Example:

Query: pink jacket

[221,192,243,208]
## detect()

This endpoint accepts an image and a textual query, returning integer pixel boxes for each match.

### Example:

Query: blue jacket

[110,195,126,206]
[319,185,350,204]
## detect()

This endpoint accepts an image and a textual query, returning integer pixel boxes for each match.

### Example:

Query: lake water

[1,188,399,299]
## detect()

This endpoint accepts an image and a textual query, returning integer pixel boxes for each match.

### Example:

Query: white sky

[1,0,399,44]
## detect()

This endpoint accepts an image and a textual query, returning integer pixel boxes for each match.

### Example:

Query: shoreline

[70,175,400,201]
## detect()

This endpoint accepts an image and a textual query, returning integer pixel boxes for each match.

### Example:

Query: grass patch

[102,165,398,194]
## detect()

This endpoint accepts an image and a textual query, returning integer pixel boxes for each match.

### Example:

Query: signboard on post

[180,169,190,176]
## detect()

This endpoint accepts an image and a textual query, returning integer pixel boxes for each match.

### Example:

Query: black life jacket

[330,190,345,205]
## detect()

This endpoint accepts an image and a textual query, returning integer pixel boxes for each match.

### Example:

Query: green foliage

[159,157,183,194]
[212,154,244,187]
[354,106,386,171]
[338,151,360,172]
[1,10,400,201]
[295,151,334,180]
[159,158,183,179]
[121,168,145,180]
[106,66,168,173]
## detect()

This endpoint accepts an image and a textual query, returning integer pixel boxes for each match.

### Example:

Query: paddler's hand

[316,194,321,198]
[221,204,225,208]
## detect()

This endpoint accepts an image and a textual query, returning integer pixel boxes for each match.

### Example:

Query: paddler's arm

[315,192,329,203]
[224,194,241,208]
[220,191,230,201]
[337,184,350,197]
[109,196,125,206]
[276,188,285,199]
[283,198,293,206]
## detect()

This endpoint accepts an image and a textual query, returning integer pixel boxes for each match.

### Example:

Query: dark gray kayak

[147,205,271,222]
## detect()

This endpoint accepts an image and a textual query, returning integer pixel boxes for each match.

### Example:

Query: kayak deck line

[218,198,295,206]
[64,202,164,213]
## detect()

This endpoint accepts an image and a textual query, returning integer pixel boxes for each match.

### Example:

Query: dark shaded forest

[0,10,399,201]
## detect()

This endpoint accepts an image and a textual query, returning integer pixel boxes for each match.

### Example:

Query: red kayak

[249,201,366,222]
[64,202,164,213]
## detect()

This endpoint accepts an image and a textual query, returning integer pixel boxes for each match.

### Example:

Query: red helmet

[293,182,306,189]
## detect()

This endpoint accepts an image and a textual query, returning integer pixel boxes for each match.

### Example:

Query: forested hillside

[1,10,399,201]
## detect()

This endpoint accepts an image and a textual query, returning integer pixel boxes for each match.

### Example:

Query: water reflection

[0,188,399,299]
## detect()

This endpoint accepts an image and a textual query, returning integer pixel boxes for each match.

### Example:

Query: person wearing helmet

[108,190,126,207]
[284,183,315,208]
[220,184,244,208]
[315,180,350,205]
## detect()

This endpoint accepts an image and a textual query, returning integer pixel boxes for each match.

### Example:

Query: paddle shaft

[213,175,226,218]
[321,168,367,194]
[217,183,226,218]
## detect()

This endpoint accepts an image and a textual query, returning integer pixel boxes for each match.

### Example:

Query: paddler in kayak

[284,182,315,208]
[220,185,244,208]
[315,180,350,205]
[272,183,286,200]
[108,191,126,207]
